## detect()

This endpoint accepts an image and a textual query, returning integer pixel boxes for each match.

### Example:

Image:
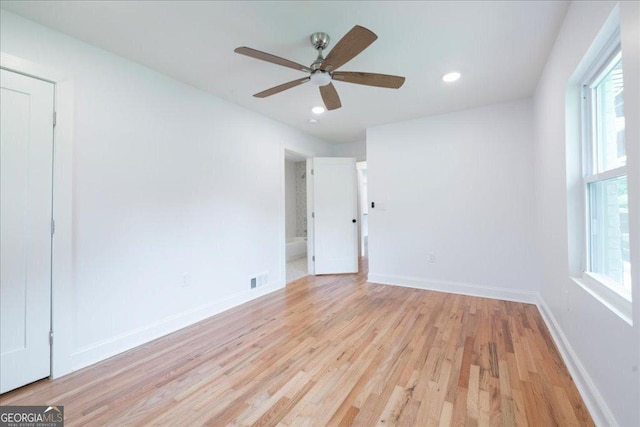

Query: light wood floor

[1,258,592,426]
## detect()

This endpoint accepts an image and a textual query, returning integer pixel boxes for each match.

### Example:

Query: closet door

[1,69,55,393]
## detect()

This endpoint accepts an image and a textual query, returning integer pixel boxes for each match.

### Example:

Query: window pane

[595,58,625,172]
[589,175,630,290]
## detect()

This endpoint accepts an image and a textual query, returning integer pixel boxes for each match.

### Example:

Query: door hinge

[53,111,57,127]
[51,219,56,236]
[311,169,314,175]
[312,212,315,218]
[49,330,53,346]
[312,256,315,262]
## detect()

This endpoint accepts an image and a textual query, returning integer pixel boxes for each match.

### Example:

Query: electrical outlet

[427,253,436,263]
[181,273,190,287]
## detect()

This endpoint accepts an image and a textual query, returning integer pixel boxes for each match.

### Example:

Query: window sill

[571,274,633,326]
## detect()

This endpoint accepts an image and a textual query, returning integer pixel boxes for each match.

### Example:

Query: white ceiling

[1,1,569,144]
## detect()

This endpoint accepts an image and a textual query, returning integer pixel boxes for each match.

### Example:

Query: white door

[313,157,358,274]
[1,69,55,393]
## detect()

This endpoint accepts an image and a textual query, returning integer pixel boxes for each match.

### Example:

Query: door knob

[352,219,357,223]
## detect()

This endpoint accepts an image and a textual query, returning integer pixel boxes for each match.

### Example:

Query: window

[582,41,631,305]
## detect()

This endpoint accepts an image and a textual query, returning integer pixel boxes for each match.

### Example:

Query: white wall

[367,99,538,300]
[0,11,334,374]
[533,2,639,426]
[285,160,297,240]
[332,140,366,161]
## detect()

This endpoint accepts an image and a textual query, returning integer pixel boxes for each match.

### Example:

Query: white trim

[71,281,283,371]
[367,274,538,304]
[306,158,315,275]
[590,50,621,97]
[535,296,619,427]
[581,31,621,92]
[584,165,627,183]
[1,52,75,379]
[583,271,632,302]
[572,275,632,325]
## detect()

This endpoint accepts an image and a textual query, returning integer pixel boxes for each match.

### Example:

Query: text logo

[0,405,64,427]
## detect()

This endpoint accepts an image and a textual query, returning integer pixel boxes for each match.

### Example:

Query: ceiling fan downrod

[309,32,332,85]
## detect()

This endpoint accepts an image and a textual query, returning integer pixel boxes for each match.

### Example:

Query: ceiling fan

[234,25,405,111]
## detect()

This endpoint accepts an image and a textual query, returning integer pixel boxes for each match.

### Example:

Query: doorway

[284,150,309,283]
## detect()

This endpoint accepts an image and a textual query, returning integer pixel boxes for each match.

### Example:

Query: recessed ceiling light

[442,72,461,83]
[308,118,318,124]
[312,106,325,114]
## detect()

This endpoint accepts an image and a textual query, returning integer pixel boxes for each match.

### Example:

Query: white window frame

[577,32,632,324]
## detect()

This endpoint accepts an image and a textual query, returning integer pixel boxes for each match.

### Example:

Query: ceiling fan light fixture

[442,72,461,83]
[310,70,332,86]
[312,106,325,114]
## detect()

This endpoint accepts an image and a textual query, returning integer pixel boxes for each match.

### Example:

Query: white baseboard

[71,282,283,372]
[367,272,617,427]
[534,297,618,427]
[367,273,538,304]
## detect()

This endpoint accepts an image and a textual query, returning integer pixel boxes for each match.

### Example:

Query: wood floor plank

[0,257,593,426]
[337,405,359,427]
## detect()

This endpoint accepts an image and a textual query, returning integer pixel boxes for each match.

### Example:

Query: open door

[312,157,358,274]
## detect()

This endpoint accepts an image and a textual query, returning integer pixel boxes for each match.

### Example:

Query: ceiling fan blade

[254,77,310,98]
[319,83,342,110]
[332,72,405,89]
[321,25,377,72]
[235,47,311,73]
